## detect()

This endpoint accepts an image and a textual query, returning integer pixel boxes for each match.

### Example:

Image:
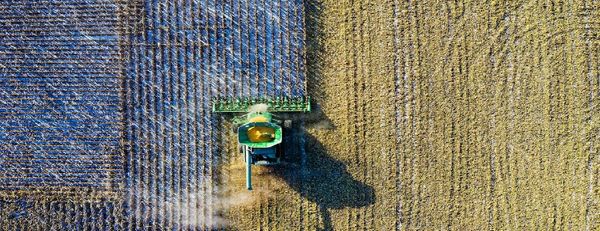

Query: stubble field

[221,0,599,230]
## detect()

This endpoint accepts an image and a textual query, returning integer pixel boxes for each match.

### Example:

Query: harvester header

[212,97,311,113]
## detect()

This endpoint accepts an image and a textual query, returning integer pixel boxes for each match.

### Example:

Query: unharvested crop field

[221,0,600,230]
[1,0,599,230]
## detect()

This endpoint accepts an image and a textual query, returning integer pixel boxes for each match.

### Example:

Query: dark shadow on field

[273,1,373,230]
[273,131,375,231]
[220,0,374,229]
[278,102,335,130]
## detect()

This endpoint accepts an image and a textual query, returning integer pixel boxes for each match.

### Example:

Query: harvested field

[221,0,600,230]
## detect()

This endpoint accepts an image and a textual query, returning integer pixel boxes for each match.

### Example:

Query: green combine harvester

[213,97,310,190]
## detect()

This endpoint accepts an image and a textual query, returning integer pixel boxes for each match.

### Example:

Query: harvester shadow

[272,0,375,229]
[273,131,375,231]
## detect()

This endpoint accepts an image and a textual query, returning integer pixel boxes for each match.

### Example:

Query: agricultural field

[0,0,599,230]
[222,0,600,230]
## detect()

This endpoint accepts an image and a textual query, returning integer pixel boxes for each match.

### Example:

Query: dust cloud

[248,103,269,113]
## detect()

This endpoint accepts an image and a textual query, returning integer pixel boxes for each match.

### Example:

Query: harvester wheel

[283,120,292,128]
[238,144,244,154]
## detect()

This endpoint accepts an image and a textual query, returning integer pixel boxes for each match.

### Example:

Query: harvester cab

[212,97,310,190]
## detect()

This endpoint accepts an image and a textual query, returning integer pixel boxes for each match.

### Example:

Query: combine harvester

[213,98,310,190]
